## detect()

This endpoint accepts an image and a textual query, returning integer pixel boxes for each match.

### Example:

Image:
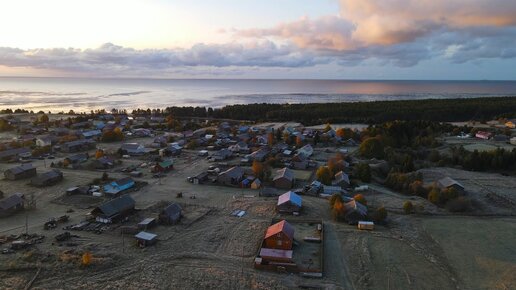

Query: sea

[1,77,516,112]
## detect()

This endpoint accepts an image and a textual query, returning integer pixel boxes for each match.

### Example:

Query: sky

[0,0,515,79]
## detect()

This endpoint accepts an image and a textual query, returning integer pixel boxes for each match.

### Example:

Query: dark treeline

[210,97,516,124]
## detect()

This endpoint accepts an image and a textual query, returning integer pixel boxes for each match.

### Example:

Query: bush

[427,187,441,204]
[373,206,387,222]
[353,194,367,206]
[316,166,332,185]
[403,201,414,214]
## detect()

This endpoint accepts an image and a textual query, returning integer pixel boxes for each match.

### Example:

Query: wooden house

[277,191,302,214]
[263,220,295,250]
[273,167,295,189]
[217,166,244,186]
[4,164,37,180]
[91,194,135,223]
[153,159,173,173]
[30,169,63,187]
[0,193,24,217]
[343,200,368,225]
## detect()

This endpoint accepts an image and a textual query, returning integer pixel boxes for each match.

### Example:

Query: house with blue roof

[277,191,302,214]
[104,177,135,196]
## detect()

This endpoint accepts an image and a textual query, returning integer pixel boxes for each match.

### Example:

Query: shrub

[373,206,387,222]
[353,194,367,206]
[316,166,332,185]
[427,187,441,204]
[403,201,414,214]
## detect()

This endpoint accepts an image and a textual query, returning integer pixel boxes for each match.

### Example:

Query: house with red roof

[263,220,295,250]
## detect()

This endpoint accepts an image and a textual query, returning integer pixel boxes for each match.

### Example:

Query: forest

[151,97,516,125]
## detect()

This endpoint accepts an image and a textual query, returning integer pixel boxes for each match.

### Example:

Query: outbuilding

[134,231,158,247]
[159,203,182,225]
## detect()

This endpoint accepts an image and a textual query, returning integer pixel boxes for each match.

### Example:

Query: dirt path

[324,222,354,289]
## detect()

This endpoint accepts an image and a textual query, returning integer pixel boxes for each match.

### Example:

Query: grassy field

[422,217,516,290]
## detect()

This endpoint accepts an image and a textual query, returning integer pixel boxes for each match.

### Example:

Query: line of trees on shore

[3,96,516,125]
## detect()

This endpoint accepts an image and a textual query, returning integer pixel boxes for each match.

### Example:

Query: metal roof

[277,191,302,207]
[134,231,157,241]
[94,194,135,218]
[264,220,295,240]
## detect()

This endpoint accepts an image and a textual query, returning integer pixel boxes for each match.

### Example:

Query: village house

[91,194,135,223]
[0,147,31,162]
[0,193,25,217]
[162,143,182,156]
[159,203,182,225]
[35,135,56,147]
[217,166,244,186]
[277,191,302,214]
[92,156,115,169]
[296,144,314,158]
[332,171,350,188]
[212,148,232,161]
[30,169,63,187]
[153,159,173,173]
[4,164,37,180]
[229,141,250,154]
[191,171,209,184]
[247,147,270,162]
[475,131,492,140]
[290,153,309,169]
[104,177,135,195]
[263,220,295,250]
[251,178,262,189]
[64,153,89,165]
[61,139,96,153]
[342,200,368,224]
[437,177,465,193]
[134,231,158,247]
[81,129,102,139]
[273,167,295,189]
[120,143,146,156]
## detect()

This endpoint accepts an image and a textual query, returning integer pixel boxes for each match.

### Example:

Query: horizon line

[0,75,515,82]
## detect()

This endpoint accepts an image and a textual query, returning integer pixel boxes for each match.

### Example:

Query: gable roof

[0,147,30,159]
[94,194,135,218]
[333,171,350,185]
[273,167,294,182]
[5,164,35,175]
[0,193,24,210]
[162,203,182,218]
[343,200,367,216]
[277,191,302,207]
[437,177,464,190]
[265,220,295,240]
[219,166,244,179]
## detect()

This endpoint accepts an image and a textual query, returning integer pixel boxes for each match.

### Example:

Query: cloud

[0,0,515,75]
[0,42,325,76]
[236,0,516,66]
